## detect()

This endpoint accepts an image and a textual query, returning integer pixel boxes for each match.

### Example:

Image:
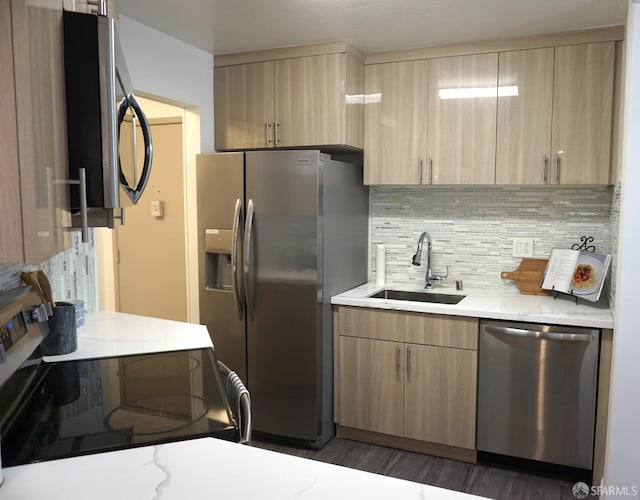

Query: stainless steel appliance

[477,320,600,470]
[197,150,368,447]
[63,5,152,231]
[0,287,245,467]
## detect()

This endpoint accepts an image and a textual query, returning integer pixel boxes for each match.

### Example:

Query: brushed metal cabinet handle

[428,158,433,184]
[265,120,272,145]
[543,155,549,184]
[275,120,280,145]
[406,347,411,376]
[555,154,561,184]
[418,159,423,184]
[396,346,400,374]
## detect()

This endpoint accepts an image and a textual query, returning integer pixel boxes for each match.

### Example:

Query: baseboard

[336,425,477,464]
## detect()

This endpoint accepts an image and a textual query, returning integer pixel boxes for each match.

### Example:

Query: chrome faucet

[412,231,448,288]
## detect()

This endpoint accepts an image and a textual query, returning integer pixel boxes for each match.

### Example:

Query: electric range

[0,288,242,468]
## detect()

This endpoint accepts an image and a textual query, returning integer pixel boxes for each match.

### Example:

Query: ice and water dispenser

[204,229,235,291]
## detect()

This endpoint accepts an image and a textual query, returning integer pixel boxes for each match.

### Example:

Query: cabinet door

[404,344,477,449]
[427,53,498,184]
[364,60,428,185]
[214,61,275,150]
[496,48,554,184]
[12,0,71,263]
[275,53,344,147]
[338,336,404,437]
[0,0,24,262]
[551,42,614,185]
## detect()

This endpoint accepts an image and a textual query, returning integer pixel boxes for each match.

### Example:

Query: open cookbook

[540,249,612,302]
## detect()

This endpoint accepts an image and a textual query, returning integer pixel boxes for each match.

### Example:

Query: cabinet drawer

[338,307,406,342]
[405,314,478,350]
[338,307,478,349]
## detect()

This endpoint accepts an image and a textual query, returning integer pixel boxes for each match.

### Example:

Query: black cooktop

[1,348,239,466]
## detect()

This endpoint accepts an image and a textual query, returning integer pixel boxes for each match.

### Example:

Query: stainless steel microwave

[63,8,152,229]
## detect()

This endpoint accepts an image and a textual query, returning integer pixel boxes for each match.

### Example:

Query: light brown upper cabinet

[364,53,498,186]
[497,43,614,185]
[214,61,275,150]
[364,60,428,185]
[551,42,615,185]
[1,0,71,264]
[427,53,498,185]
[496,48,554,184]
[214,44,364,150]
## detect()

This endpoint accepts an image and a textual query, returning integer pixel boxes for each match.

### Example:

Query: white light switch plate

[512,238,534,257]
[151,200,164,217]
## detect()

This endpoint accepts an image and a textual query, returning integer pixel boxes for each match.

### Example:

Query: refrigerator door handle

[232,198,245,321]
[243,199,255,319]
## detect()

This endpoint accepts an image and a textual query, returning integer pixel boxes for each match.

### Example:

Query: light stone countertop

[332,282,614,329]
[0,437,486,500]
[41,310,213,362]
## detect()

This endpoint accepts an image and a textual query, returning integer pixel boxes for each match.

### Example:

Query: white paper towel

[376,244,385,286]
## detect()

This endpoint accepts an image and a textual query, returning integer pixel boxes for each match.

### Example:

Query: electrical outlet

[512,238,534,257]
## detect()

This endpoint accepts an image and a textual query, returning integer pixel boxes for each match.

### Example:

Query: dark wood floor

[252,436,588,499]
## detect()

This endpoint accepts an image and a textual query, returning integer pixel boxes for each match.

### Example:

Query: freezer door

[244,150,322,440]
[196,153,247,382]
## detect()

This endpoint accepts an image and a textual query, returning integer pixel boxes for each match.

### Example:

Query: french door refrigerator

[196,150,368,447]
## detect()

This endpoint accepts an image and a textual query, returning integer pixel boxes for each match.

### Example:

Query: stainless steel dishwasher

[477,320,600,470]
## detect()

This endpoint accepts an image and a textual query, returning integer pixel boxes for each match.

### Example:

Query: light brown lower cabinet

[338,336,404,437]
[404,343,476,449]
[335,306,478,453]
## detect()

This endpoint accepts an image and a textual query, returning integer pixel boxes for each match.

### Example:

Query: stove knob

[30,304,50,323]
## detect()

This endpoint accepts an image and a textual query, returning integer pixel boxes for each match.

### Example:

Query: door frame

[95,95,201,322]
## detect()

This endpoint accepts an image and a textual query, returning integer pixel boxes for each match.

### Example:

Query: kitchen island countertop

[332,282,614,329]
[42,310,213,362]
[1,437,485,500]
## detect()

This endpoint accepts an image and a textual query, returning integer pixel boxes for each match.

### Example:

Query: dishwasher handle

[484,324,595,342]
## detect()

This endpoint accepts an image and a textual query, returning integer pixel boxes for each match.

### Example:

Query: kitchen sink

[368,289,465,305]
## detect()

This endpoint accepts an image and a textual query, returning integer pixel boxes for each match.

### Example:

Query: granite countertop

[1,437,486,500]
[332,282,614,329]
[42,310,213,362]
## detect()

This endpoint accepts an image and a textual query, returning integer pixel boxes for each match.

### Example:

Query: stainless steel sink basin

[368,289,465,305]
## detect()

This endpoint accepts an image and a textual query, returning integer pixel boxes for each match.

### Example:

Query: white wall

[118,16,214,153]
[604,0,640,495]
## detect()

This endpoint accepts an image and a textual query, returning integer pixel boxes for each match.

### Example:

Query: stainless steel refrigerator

[196,150,368,447]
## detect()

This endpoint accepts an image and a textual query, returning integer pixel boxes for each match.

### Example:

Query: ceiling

[119,0,628,56]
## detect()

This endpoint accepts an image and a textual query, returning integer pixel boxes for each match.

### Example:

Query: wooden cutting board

[501,258,551,296]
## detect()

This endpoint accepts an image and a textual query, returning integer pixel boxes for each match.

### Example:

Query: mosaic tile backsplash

[371,186,614,295]
[0,230,99,312]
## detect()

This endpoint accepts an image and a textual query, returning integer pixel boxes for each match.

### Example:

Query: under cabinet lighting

[438,85,519,99]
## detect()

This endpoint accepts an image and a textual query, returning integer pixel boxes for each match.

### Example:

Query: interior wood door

[427,53,498,185]
[338,336,404,437]
[214,61,275,150]
[496,48,554,184]
[551,42,614,185]
[115,119,188,322]
[364,60,428,185]
[275,53,344,147]
[404,344,477,449]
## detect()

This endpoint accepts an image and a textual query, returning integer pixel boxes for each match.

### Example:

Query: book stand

[551,285,580,305]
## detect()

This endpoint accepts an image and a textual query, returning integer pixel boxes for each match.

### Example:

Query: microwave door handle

[118,94,153,204]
